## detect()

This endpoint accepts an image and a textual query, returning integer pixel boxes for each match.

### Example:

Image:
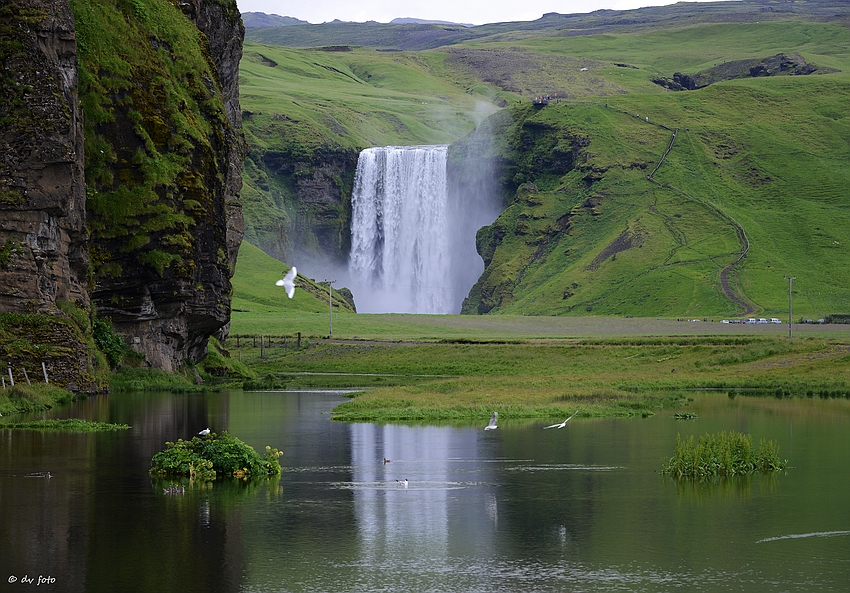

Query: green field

[238,7,850,320]
[225,4,850,421]
[224,241,850,423]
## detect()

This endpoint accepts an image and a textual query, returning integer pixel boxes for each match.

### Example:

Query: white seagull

[544,410,579,429]
[275,266,297,299]
[198,428,211,436]
[396,479,408,488]
[484,411,498,430]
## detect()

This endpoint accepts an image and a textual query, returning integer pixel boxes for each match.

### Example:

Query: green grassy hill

[237,2,850,319]
[231,242,355,316]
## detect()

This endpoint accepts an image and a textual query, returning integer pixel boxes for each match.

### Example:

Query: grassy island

[662,431,786,478]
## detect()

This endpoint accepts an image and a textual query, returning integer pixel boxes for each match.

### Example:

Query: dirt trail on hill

[643,121,756,315]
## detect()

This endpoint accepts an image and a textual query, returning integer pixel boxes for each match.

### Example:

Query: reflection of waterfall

[349,146,451,314]
[350,424,497,573]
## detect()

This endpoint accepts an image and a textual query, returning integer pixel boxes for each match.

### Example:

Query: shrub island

[150,431,283,481]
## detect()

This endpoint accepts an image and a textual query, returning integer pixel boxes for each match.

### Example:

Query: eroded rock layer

[0,0,89,313]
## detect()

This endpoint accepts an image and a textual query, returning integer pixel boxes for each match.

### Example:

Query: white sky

[235,0,723,27]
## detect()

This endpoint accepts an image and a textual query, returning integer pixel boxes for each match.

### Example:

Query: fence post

[23,368,30,385]
[42,362,49,384]
[297,332,302,348]
[260,335,265,359]
[7,367,13,387]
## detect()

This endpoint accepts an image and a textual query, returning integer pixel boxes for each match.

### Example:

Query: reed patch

[662,431,786,478]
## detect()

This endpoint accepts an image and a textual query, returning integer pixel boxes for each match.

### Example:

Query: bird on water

[276,266,297,299]
[484,411,498,430]
[544,410,579,430]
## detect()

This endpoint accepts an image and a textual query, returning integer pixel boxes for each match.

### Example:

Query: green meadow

[224,240,850,422]
[238,14,850,320]
[222,8,850,421]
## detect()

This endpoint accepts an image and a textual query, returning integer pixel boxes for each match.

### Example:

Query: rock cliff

[0,0,89,313]
[1,0,246,380]
[77,0,245,371]
[246,145,358,271]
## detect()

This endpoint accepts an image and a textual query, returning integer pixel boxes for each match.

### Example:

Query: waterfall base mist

[348,145,499,314]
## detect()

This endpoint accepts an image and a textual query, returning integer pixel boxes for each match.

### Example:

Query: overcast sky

[235,0,721,27]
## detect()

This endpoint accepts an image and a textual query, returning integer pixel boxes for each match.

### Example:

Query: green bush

[93,317,125,368]
[149,431,283,481]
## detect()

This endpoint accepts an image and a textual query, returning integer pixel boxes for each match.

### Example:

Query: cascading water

[349,145,452,314]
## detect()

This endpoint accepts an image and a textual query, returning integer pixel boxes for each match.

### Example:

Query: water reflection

[2,390,850,591]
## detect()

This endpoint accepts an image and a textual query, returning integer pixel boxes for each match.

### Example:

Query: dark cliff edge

[77,0,245,372]
[0,1,89,313]
[0,1,102,392]
[0,0,246,388]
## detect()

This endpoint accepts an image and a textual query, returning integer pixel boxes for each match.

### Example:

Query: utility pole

[323,279,336,336]
[784,276,795,338]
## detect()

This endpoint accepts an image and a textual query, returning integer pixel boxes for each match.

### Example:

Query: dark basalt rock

[1,0,247,378]
[652,53,838,91]
[0,0,89,314]
[84,0,247,372]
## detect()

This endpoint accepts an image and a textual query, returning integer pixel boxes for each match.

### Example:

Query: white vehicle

[757,318,768,324]
[769,318,782,324]
[721,320,730,324]
[745,318,757,324]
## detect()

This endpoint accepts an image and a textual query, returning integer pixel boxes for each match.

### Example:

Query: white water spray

[349,145,452,314]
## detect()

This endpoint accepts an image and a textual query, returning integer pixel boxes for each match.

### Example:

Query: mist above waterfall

[348,142,500,314]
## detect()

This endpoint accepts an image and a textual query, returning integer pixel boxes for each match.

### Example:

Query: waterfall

[349,145,453,314]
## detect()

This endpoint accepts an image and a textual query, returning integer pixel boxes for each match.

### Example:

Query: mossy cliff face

[244,144,358,269]
[0,0,90,313]
[74,0,245,371]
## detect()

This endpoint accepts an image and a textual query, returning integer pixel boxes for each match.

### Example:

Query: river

[1,390,849,592]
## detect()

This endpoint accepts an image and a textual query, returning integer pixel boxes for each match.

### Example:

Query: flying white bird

[275,266,297,299]
[198,428,211,436]
[484,411,498,430]
[544,410,579,430]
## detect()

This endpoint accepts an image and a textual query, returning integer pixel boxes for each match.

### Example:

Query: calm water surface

[1,390,849,592]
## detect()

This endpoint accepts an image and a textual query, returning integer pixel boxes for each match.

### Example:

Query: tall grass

[662,431,786,478]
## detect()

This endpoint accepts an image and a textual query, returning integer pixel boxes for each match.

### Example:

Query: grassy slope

[460,19,850,318]
[473,74,850,318]
[238,10,850,319]
[231,241,355,317]
[240,44,500,151]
